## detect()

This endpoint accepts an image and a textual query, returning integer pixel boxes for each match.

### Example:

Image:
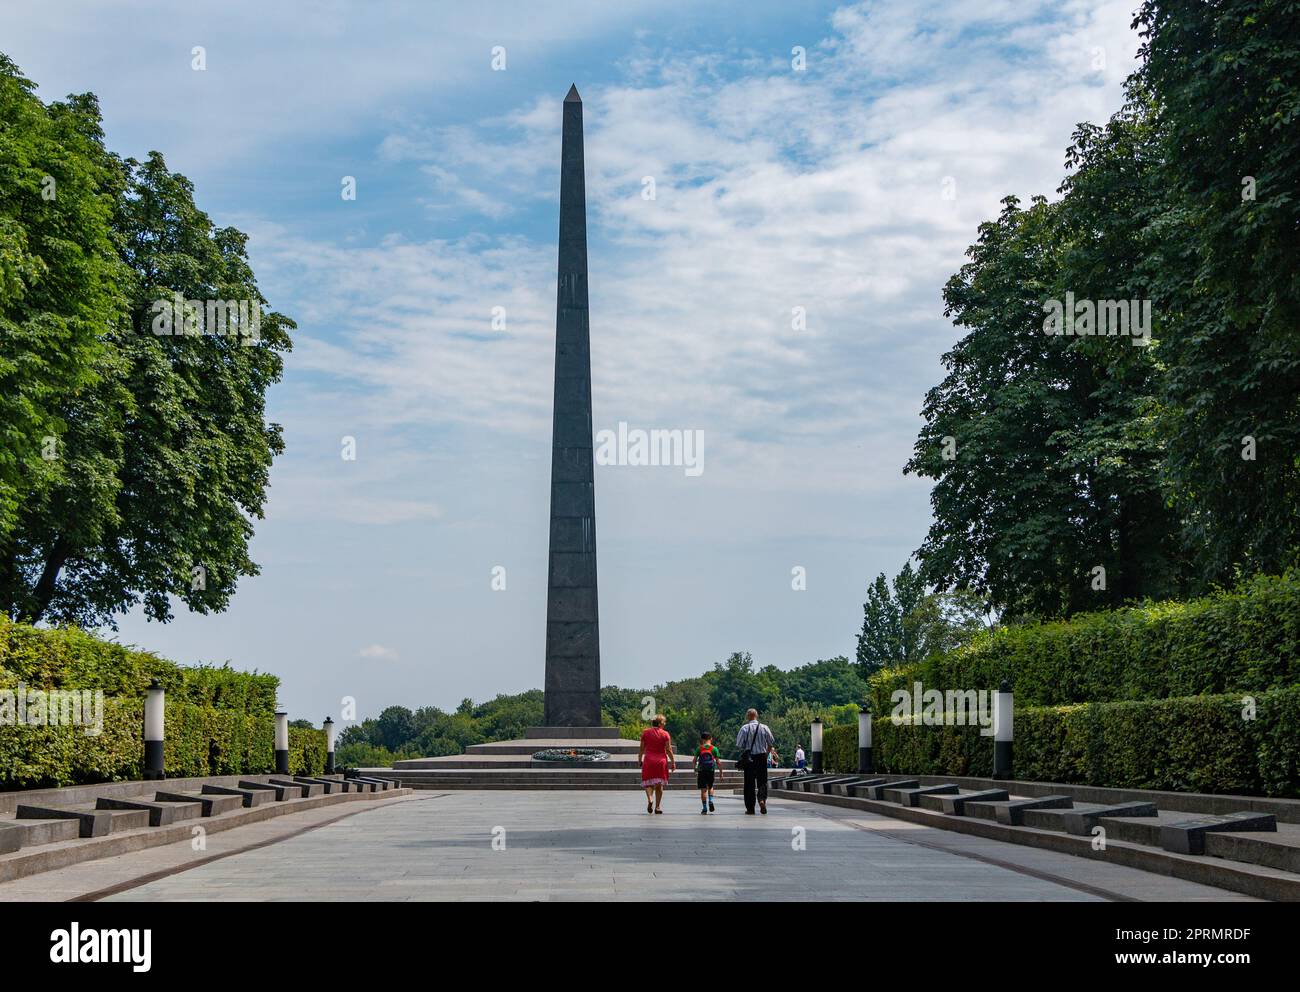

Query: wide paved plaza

[74,790,1248,902]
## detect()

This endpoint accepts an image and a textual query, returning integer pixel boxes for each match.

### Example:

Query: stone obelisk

[543,84,601,728]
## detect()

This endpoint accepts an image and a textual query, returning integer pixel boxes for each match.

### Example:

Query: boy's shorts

[696,767,715,790]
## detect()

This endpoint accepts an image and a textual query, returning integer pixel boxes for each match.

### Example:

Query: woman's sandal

[647,801,653,813]
[654,808,663,814]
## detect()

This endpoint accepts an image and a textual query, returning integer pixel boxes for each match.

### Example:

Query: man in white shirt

[795,744,806,773]
[735,708,775,814]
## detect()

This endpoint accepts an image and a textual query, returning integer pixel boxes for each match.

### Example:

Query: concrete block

[156,791,243,816]
[270,778,323,798]
[831,778,886,796]
[930,789,1010,815]
[0,816,80,849]
[884,784,958,806]
[861,780,920,800]
[201,784,272,808]
[1062,802,1157,836]
[992,795,1073,825]
[296,776,349,794]
[239,780,298,801]
[1160,812,1277,855]
[16,804,114,838]
[96,796,200,826]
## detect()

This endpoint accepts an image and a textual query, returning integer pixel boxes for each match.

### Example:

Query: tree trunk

[20,535,71,625]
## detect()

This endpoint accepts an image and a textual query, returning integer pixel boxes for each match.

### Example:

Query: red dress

[640,727,672,786]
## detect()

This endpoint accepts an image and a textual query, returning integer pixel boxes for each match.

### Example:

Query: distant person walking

[638,715,675,814]
[795,744,806,774]
[735,708,775,815]
[694,732,720,814]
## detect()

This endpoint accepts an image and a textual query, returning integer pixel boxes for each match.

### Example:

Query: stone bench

[96,796,202,826]
[883,783,958,807]
[201,784,273,808]
[155,791,242,816]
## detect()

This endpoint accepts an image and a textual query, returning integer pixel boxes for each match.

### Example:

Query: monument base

[523,726,619,740]
[378,725,782,790]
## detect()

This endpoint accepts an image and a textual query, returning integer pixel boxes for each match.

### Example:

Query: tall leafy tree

[0,56,123,597]
[1133,0,1300,583]
[856,561,987,675]
[1051,102,1190,603]
[906,96,1194,617]
[906,195,1106,616]
[0,63,293,625]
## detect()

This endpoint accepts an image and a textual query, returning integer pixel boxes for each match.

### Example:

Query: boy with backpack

[694,732,720,814]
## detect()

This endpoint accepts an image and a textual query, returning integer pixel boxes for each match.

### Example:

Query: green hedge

[867,572,1300,709]
[0,698,327,790]
[0,615,279,713]
[823,685,1300,798]
[0,617,320,790]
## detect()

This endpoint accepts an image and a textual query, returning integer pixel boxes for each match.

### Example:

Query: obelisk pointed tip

[564,83,581,103]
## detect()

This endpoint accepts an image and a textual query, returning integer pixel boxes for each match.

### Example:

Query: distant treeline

[335,653,866,767]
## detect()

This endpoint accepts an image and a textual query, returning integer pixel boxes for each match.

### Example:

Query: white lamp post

[274,711,290,775]
[324,717,336,774]
[858,704,873,774]
[993,679,1014,780]
[144,679,165,781]
[810,717,824,774]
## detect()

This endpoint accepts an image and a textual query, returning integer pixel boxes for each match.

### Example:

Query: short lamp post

[810,717,823,774]
[858,704,874,774]
[993,679,1014,780]
[324,717,336,774]
[274,711,290,775]
[144,679,165,781]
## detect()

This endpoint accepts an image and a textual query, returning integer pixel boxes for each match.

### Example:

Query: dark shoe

[701,808,708,815]
[647,801,653,813]
[760,802,767,814]
[708,800,715,812]
[655,808,663,814]
[745,809,756,815]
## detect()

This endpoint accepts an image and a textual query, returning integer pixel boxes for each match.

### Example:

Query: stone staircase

[769,772,1300,900]
[0,773,408,884]
[363,766,763,790]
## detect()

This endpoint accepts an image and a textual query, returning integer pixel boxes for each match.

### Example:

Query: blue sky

[1,1,1139,724]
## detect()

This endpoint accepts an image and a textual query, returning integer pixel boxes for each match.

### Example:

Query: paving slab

[57,790,1257,902]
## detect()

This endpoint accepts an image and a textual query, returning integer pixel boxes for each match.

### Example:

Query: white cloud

[84,1,1147,715]
[251,0,1139,515]
[358,644,399,661]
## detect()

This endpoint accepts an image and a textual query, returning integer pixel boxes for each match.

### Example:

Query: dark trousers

[743,756,768,811]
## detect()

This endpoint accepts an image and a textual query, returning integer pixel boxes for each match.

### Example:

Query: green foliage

[866,573,1300,709]
[906,181,1184,617]
[908,1,1300,612]
[0,696,325,790]
[287,725,327,775]
[822,686,1300,799]
[0,615,314,788]
[856,561,989,676]
[0,53,293,627]
[336,741,407,768]
[0,612,278,710]
[1133,1,1300,583]
[335,658,867,764]
[0,55,122,544]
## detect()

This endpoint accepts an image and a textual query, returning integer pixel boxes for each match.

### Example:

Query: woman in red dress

[638,715,675,814]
